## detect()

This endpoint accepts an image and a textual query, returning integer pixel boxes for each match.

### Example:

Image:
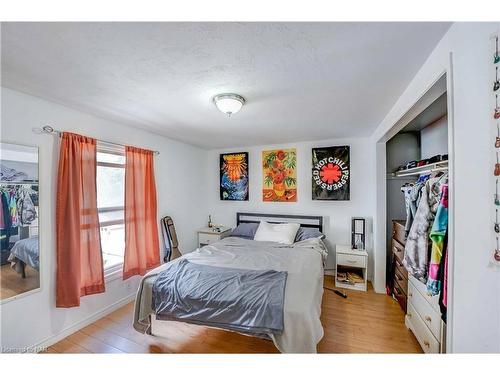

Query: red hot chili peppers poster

[312,146,350,200]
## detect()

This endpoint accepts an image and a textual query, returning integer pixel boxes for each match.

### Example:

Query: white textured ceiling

[1,22,450,149]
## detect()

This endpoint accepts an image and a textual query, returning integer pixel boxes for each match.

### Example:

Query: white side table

[197,227,232,247]
[335,244,368,292]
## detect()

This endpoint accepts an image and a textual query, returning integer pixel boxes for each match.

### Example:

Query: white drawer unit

[408,282,441,339]
[405,275,445,353]
[335,244,369,292]
[406,302,440,353]
[197,227,231,247]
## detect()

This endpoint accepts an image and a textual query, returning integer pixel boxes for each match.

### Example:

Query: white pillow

[253,221,300,245]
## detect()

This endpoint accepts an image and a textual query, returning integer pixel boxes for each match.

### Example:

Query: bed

[133,213,327,353]
[7,235,39,277]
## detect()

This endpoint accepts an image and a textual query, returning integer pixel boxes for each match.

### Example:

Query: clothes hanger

[439,172,448,183]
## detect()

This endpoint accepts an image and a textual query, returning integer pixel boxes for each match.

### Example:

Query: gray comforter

[134,237,328,353]
[8,236,39,271]
[152,258,287,336]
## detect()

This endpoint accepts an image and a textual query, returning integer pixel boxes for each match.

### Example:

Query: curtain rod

[39,125,160,155]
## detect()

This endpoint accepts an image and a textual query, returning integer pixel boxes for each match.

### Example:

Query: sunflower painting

[220,152,249,200]
[262,149,297,202]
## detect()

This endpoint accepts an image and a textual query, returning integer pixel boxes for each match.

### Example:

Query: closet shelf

[0,181,39,185]
[389,160,448,178]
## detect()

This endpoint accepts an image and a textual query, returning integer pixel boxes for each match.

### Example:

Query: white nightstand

[335,244,368,292]
[197,227,232,247]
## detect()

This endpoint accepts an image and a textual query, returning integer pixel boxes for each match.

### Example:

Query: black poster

[312,146,350,200]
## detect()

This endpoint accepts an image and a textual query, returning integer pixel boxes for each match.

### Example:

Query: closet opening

[383,74,451,353]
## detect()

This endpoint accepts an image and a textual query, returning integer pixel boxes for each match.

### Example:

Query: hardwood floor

[0,264,40,300]
[44,276,422,354]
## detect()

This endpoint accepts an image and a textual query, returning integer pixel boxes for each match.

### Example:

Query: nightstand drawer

[337,253,366,268]
[199,233,220,245]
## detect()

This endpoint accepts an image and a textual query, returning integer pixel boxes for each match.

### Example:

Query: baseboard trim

[30,293,136,352]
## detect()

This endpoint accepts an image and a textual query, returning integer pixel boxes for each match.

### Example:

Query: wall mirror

[0,142,40,302]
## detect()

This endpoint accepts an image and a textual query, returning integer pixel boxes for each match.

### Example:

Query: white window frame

[96,143,126,280]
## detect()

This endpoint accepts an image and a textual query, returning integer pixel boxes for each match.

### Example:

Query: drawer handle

[423,340,430,347]
[409,293,413,297]
[407,313,412,318]
[346,260,358,264]
[425,316,432,323]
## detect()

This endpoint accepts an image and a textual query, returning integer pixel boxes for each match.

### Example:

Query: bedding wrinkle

[135,236,326,353]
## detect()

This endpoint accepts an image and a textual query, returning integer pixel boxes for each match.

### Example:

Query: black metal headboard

[236,212,323,233]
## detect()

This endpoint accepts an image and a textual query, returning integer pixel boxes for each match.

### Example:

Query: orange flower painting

[262,149,297,202]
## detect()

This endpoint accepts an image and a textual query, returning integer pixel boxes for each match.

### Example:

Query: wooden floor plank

[50,338,91,354]
[47,276,422,354]
[65,331,124,353]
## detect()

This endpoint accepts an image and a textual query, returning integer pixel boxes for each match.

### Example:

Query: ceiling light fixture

[213,93,245,117]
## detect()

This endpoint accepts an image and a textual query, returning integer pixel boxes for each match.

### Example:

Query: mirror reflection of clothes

[17,188,36,225]
[0,186,38,255]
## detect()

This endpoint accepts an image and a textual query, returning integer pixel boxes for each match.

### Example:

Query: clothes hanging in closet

[403,174,444,282]
[401,174,431,237]
[427,183,448,295]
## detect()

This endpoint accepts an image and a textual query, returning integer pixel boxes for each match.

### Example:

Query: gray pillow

[230,223,259,239]
[294,227,325,242]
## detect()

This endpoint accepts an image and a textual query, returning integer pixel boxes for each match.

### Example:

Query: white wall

[0,88,208,349]
[385,133,420,259]
[372,23,500,353]
[421,115,448,159]
[205,138,376,276]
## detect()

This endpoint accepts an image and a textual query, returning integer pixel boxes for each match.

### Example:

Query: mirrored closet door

[0,142,40,301]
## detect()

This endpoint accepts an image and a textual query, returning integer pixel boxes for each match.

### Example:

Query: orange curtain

[56,132,104,308]
[123,146,160,279]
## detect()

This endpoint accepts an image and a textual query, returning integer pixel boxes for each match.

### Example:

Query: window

[96,144,125,271]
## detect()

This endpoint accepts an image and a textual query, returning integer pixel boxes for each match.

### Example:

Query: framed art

[262,149,297,202]
[220,152,249,201]
[312,146,350,200]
